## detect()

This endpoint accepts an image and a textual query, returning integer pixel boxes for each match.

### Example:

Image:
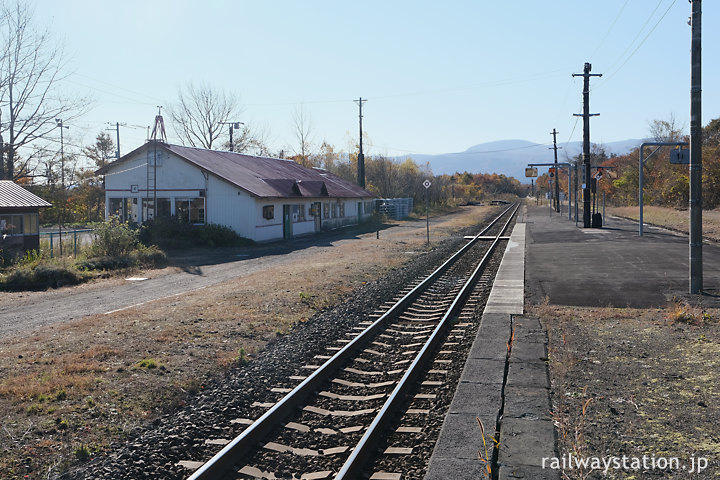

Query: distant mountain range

[403,139,647,182]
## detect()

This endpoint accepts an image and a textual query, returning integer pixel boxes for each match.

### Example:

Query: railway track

[183,203,519,480]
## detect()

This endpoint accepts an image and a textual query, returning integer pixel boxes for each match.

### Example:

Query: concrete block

[509,341,548,363]
[448,382,503,416]
[460,358,506,385]
[430,413,498,460]
[506,361,549,389]
[498,417,557,468]
[480,313,512,329]
[498,464,561,480]
[512,316,542,330]
[425,457,491,480]
[503,385,551,421]
[468,330,510,360]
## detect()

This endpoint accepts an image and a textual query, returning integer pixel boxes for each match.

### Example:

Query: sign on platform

[670,149,690,165]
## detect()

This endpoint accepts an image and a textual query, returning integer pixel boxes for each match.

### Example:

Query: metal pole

[425,190,430,245]
[355,98,366,188]
[690,0,703,293]
[639,148,644,236]
[115,122,121,158]
[56,119,68,257]
[568,165,572,221]
[574,163,579,226]
[639,142,688,236]
[551,129,560,212]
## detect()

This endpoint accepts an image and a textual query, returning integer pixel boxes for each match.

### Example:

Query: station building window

[176,198,205,224]
[263,205,274,220]
[292,204,305,222]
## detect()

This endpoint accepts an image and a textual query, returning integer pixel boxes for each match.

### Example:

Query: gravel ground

[0,205,504,480]
[61,215,492,480]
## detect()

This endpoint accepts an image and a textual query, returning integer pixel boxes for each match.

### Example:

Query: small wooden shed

[0,181,52,257]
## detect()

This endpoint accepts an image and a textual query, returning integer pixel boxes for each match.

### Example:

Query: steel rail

[186,203,517,480]
[335,202,519,479]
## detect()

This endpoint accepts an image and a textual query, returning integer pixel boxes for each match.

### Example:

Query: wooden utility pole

[690,0,703,293]
[550,129,561,213]
[573,63,602,228]
[354,98,367,188]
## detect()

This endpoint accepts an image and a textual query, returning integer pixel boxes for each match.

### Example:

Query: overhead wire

[588,0,631,62]
[596,0,678,87]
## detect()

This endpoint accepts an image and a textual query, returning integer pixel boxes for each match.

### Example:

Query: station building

[96,141,375,242]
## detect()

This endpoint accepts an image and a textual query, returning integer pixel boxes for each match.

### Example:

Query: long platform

[525,204,720,308]
[426,202,720,479]
[426,208,560,479]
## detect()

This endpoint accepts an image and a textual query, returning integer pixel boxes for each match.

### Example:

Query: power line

[589,0,631,61]
[597,0,678,87]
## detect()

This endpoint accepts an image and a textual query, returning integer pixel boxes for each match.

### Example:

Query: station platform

[426,215,559,480]
[524,204,720,308]
[426,202,720,479]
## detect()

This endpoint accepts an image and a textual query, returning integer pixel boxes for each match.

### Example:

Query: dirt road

[0,212,476,338]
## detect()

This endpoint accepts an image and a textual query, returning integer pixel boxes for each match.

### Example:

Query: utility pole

[354,97,367,188]
[220,122,244,152]
[689,0,702,294]
[55,119,69,257]
[106,122,126,159]
[550,129,561,213]
[573,63,602,228]
[0,110,4,179]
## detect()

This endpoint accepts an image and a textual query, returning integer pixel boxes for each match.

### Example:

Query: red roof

[0,181,52,208]
[98,142,373,200]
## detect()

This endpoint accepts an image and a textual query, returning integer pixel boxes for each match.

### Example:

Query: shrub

[77,245,167,272]
[90,218,140,257]
[139,217,253,249]
[3,263,86,289]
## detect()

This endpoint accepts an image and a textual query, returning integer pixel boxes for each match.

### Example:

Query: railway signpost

[423,179,431,244]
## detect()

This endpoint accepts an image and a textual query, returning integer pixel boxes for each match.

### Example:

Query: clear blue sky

[31,0,719,165]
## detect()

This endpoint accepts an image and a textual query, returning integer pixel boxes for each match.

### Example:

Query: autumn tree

[0,1,88,181]
[316,141,339,171]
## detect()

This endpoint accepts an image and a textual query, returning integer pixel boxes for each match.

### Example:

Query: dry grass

[609,205,720,241]
[533,302,720,479]
[0,206,496,479]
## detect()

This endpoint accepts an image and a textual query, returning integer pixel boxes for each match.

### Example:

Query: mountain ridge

[402,138,648,181]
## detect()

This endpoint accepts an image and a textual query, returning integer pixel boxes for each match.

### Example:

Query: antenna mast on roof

[150,106,167,143]
[146,106,165,223]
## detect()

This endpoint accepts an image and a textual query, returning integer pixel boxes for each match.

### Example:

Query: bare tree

[230,122,273,157]
[648,113,685,142]
[168,82,243,149]
[0,1,89,181]
[291,104,314,167]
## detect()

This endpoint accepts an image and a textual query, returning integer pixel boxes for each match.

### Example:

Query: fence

[376,198,414,220]
[40,229,94,258]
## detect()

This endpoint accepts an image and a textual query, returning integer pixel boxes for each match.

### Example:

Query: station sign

[525,167,538,178]
[670,149,690,165]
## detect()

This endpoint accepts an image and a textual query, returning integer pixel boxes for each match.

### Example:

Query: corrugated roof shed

[98,142,373,199]
[0,181,52,208]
